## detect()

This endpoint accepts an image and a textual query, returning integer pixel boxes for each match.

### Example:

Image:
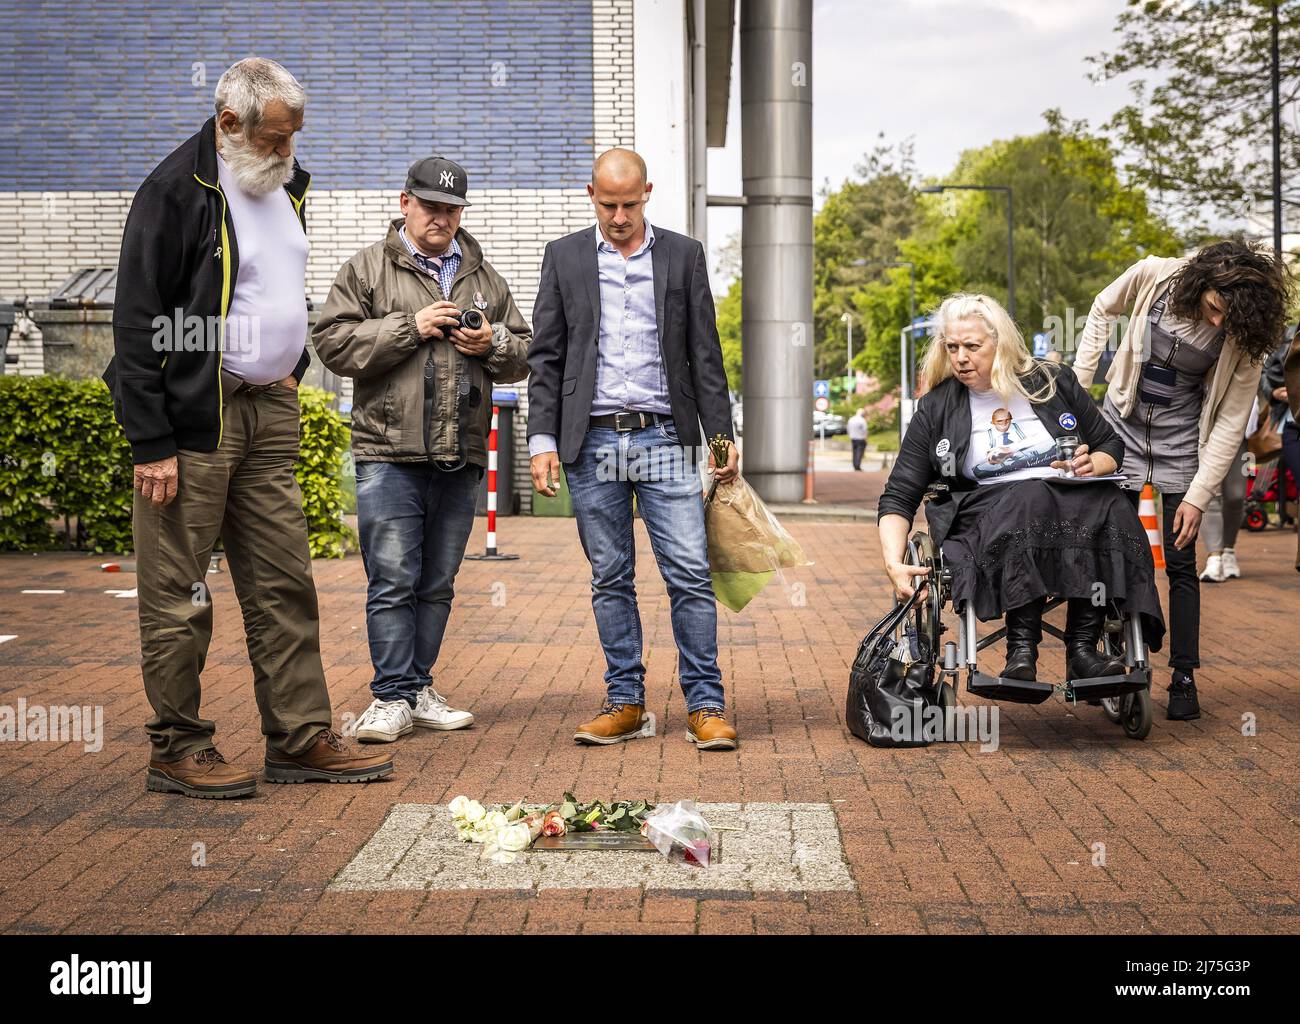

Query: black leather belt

[589,411,672,432]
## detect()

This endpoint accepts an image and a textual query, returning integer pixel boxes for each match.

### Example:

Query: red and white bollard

[467,405,519,561]
[802,437,817,504]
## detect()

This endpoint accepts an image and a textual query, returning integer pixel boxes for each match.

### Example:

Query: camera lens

[461,309,484,331]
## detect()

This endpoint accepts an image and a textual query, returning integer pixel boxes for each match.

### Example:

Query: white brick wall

[593,0,636,152]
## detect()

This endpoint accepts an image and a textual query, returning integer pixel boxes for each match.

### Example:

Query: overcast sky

[706,0,1133,276]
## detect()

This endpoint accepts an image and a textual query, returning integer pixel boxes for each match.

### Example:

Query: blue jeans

[355,460,481,705]
[563,421,725,712]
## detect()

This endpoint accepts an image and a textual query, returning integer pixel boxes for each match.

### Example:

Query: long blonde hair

[919,293,1056,404]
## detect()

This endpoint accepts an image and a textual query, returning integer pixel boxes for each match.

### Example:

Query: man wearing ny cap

[314,157,531,743]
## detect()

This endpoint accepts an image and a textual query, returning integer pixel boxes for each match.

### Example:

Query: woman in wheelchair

[877,293,1166,684]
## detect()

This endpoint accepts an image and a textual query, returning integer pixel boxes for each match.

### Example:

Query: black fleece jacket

[878,362,1125,530]
[104,117,311,464]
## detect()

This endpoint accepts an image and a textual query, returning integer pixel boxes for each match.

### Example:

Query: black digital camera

[452,309,484,331]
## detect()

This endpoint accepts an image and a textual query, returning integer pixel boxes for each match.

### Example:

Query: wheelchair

[900,529,1154,740]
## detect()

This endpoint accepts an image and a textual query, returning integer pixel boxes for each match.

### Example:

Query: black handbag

[846,590,940,748]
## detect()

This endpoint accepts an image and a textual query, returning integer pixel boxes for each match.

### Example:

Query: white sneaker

[1199,554,1224,583]
[352,698,414,743]
[1220,549,1241,579]
[412,686,474,731]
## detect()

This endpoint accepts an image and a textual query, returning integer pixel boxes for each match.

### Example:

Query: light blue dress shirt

[529,222,671,458]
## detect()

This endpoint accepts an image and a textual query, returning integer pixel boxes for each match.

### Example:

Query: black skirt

[941,478,1166,652]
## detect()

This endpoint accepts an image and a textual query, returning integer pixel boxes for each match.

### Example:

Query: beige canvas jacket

[1073,255,1264,511]
[312,221,531,467]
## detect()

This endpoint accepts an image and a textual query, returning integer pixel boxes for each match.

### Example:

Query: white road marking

[0,635,16,644]
[105,588,138,599]
[21,589,65,594]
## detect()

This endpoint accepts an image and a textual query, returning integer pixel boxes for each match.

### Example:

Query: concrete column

[739,0,812,503]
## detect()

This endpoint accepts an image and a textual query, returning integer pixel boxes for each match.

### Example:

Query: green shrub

[0,376,134,552]
[0,376,354,558]
[296,385,355,559]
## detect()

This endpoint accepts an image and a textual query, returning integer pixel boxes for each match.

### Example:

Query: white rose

[496,823,532,853]
[463,800,486,823]
[484,810,510,832]
[448,796,471,817]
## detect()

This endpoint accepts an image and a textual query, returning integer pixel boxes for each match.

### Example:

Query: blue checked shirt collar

[399,226,462,296]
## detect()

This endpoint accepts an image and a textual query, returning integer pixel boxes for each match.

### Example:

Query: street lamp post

[840,311,853,395]
[1272,0,1283,262]
[920,183,1015,322]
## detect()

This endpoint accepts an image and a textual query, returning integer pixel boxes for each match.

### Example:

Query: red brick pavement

[0,516,1297,935]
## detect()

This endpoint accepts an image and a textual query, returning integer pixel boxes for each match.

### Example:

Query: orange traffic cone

[1138,483,1165,570]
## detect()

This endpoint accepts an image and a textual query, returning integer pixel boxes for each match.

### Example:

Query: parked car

[813,410,846,436]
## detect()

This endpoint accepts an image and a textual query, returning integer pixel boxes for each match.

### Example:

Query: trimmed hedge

[0,377,354,558]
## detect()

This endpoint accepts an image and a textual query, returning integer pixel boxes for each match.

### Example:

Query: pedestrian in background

[1272,326,1300,569]
[1198,398,1257,582]
[313,157,531,743]
[848,407,868,471]
[105,58,394,796]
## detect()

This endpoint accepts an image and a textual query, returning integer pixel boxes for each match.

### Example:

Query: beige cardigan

[1073,255,1264,511]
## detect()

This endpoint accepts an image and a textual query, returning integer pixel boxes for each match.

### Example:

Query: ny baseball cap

[405,156,471,207]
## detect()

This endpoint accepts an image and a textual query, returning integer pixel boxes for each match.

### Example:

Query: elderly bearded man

[105,57,394,797]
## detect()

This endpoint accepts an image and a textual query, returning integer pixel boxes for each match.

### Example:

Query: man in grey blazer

[527,148,739,751]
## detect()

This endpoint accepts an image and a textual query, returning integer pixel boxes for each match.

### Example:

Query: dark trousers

[851,439,867,470]
[1282,423,1300,564]
[1124,488,1199,673]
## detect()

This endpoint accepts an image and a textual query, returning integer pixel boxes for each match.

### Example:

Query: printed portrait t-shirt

[963,386,1061,485]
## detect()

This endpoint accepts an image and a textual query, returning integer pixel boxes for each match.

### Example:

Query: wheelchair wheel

[1099,614,1125,721]
[937,678,957,711]
[906,531,945,664]
[1120,688,1152,739]
[1244,506,1267,532]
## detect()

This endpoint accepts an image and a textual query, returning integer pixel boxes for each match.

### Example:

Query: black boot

[1001,598,1045,681]
[1167,670,1201,720]
[1064,599,1125,680]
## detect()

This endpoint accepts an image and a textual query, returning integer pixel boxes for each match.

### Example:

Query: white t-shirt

[216,154,309,384]
[963,387,1061,485]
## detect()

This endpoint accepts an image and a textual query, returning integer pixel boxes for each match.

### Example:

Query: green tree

[813,139,922,380]
[1089,0,1300,227]
[715,274,743,393]
[848,112,1180,382]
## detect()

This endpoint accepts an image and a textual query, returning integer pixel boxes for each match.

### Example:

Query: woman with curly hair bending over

[1074,241,1293,722]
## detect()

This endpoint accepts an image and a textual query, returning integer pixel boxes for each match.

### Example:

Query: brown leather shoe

[574,703,649,745]
[686,708,738,750]
[146,748,257,799]
[264,729,395,784]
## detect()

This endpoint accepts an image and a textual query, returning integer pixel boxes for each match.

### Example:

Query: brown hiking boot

[573,703,649,745]
[263,729,395,784]
[146,748,257,799]
[686,708,738,750]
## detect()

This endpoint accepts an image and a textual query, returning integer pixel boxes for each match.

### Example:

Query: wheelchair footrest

[967,671,1054,705]
[1065,668,1150,703]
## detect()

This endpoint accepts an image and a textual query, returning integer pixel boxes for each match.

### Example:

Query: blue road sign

[813,379,830,398]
